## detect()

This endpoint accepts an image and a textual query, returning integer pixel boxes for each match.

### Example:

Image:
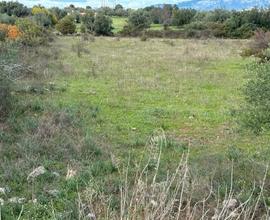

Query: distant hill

[157,0,270,10]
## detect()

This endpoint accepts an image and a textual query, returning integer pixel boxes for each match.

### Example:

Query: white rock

[0,198,4,206]
[27,166,46,181]
[52,172,60,177]
[223,199,238,210]
[0,188,6,195]
[150,199,158,207]
[86,213,96,219]
[66,168,77,180]
[8,197,26,204]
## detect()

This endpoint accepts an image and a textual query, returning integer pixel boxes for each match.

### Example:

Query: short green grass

[112,16,180,33]
[2,37,270,218]
[112,16,127,33]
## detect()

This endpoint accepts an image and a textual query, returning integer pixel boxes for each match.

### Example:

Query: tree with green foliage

[172,8,196,26]
[0,13,16,24]
[0,1,30,17]
[49,7,67,21]
[94,13,113,36]
[56,16,76,35]
[127,10,151,31]
[240,63,270,134]
[81,11,95,33]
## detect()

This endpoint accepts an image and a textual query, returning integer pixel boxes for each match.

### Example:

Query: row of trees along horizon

[1,1,270,38]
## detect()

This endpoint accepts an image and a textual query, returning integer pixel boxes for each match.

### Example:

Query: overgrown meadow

[2,2,270,219]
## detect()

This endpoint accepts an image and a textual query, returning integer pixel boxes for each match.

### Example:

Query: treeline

[1,1,270,38]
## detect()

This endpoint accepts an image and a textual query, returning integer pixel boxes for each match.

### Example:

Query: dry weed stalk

[79,130,270,220]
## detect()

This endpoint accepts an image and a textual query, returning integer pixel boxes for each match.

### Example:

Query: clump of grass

[72,40,90,58]
[162,39,175,46]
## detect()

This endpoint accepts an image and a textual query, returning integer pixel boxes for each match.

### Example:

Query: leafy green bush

[172,8,196,26]
[33,13,53,28]
[16,18,48,46]
[93,13,113,36]
[240,62,270,133]
[81,11,95,33]
[0,13,16,24]
[56,16,76,35]
[127,10,151,31]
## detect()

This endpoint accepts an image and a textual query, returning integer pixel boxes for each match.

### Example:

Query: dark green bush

[93,13,113,36]
[33,13,52,28]
[240,62,270,133]
[127,10,151,31]
[0,13,16,24]
[172,8,196,26]
[56,16,76,35]
[81,11,95,33]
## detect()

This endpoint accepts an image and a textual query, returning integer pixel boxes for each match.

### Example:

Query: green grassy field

[112,16,127,33]
[1,37,270,218]
[112,16,180,33]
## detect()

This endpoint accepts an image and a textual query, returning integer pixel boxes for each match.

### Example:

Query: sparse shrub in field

[0,13,16,24]
[93,13,113,36]
[56,16,76,35]
[81,11,95,33]
[121,9,151,36]
[242,29,270,59]
[16,18,48,46]
[240,62,270,133]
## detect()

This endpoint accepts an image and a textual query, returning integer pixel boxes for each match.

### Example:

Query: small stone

[0,188,6,195]
[52,172,60,178]
[0,198,4,206]
[27,166,46,181]
[8,197,26,204]
[150,200,158,207]
[223,199,238,210]
[86,213,96,219]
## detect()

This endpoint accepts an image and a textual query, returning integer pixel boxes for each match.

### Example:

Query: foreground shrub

[240,63,270,133]
[56,16,76,35]
[242,29,270,59]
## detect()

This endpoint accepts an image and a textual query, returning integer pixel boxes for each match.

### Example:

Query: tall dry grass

[77,130,269,220]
